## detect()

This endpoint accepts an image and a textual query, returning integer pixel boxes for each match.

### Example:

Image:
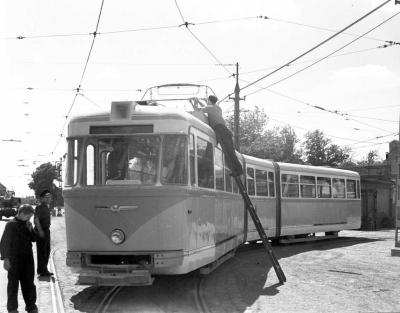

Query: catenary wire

[260,88,398,133]
[244,10,400,98]
[264,16,397,44]
[51,0,105,154]
[218,0,392,103]
[174,0,233,76]
[240,44,397,76]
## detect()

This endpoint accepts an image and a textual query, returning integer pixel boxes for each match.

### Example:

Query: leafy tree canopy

[302,130,351,167]
[225,106,302,162]
[357,150,381,166]
[28,162,63,205]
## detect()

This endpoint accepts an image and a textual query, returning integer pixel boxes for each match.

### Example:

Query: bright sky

[1,0,399,196]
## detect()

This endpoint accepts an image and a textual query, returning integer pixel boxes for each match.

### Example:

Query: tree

[225,107,302,162]
[226,106,269,157]
[302,130,351,167]
[265,126,303,163]
[357,150,381,166]
[28,162,63,206]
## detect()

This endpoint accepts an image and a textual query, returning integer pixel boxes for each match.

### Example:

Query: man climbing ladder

[198,95,286,284]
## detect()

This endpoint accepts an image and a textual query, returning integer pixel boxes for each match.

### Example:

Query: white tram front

[64,86,361,286]
[64,100,245,285]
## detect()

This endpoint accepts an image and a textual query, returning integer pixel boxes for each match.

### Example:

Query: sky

[0,0,399,196]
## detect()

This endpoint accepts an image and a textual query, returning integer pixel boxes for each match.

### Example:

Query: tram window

[74,140,78,185]
[232,177,239,193]
[127,137,160,184]
[317,177,331,198]
[66,139,79,186]
[300,175,316,198]
[161,135,187,185]
[332,178,345,198]
[356,180,361,199]
[189,134,196,186]
[281,174,299,198]
[225,167,232,192]
[215,147,224,191]
[86,145,95,185]
[247,167,255,196]
[268,171,275,197]
[197,138,214,189]
[346,179,356,199]
[101,136,161,185]
[256,169,268,197]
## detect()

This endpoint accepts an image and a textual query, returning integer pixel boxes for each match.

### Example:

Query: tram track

[94,286,123,313]
[48,248,65,313]
[193,277,212,313]
[92,275,212,313]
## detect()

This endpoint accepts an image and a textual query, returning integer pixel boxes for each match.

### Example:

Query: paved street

[1,215,400,313]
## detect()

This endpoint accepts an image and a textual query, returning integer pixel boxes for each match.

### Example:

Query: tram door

[188,130,217,250]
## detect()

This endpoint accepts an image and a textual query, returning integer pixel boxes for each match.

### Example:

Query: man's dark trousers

[213,124,243,176]
[7,254,37,312]
[36,228,50,274]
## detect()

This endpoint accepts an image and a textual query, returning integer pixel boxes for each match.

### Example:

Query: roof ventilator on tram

[111,101,138,120]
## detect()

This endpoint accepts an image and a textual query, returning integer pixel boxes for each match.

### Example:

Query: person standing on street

[199,95,243,177]
[0,204,39,313]
[34,190,53,276]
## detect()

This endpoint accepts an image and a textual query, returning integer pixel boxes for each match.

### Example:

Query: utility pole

[392,115,400,256]
[231,62,244,151]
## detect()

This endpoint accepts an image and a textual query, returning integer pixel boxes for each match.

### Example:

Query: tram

[64,84,361,285]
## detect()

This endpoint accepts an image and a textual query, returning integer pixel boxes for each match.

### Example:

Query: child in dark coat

[0,204,38,313]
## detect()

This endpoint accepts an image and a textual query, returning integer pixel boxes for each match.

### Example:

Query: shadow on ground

[70,235,384,313]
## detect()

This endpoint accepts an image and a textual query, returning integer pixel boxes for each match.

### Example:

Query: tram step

[279,233,338,244]
[199,249,235,275]
[77,270,154,286]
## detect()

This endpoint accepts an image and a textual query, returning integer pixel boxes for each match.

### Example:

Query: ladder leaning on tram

[192,95,287,284]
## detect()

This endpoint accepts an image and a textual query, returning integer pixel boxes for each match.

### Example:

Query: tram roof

[277,162,360,178]
[68,103,215,137]
[242,154,359,177]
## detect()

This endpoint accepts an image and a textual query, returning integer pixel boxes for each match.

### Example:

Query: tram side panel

[280,199,346,236]
[246,197,277,241]
[183,189,245,272]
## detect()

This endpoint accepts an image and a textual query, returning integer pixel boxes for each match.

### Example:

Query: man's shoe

[39,271,53,276]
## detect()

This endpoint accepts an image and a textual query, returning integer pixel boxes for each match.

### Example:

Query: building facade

[354,140,400,230]
[0,183,7,197]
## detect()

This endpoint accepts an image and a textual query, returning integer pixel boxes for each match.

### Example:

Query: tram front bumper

[78,270,154,286]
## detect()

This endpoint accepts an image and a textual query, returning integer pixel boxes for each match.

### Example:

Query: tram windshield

[66,135,188,186]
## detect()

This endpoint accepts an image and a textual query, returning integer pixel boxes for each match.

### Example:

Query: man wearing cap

[34,190,53,276]
[199,95,243,177]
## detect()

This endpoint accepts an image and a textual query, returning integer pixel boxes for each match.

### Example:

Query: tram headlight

[110,229,125,245]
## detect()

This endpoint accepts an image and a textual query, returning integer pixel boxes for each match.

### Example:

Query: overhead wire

[347,132,399,147]
[267,115,399,151]
[174,0,234,77]
[219,0,392,103]
[51,0,105,154]
[78,92,104,109]
[264,16,398,44]
[260,88,397,133]
[244,10,400,97]
[240,44,397,76]
[2,15,262,40]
